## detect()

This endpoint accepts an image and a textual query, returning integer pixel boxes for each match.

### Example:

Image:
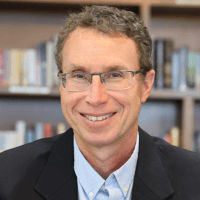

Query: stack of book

[153,39,200,91]
[0,121,67,151]
[0,34,59,88]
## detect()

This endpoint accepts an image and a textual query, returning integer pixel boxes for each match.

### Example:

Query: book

[163,133,172,144]
[171,51,180,89]
[35,122,44,140]
[21,49,29,86]
[0,130,18,150]
[195,53,200,90]
[46,41,53,88]
[170,126,180,147]
[0,49,4,85]
[15,120,26,147]
[27,49,37,86]
[44,123,53,138]
[163,126,180,147]
[187,51,196,88]
[154,39,165,88]
[9,49,22,86]
[51,34,59,87]
[25,129,34,144]
[57,123,66,135]
[164,40,174,88]
[178,46,188,91]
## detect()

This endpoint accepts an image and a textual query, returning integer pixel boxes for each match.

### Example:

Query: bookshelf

[0,0,200,151]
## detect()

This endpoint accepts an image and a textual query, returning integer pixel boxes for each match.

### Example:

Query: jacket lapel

[34,128,78,200]
[131,127,174,200]
[34,126,174,200]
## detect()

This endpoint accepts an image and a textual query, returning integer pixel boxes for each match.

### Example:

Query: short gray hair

[55,5,153,77]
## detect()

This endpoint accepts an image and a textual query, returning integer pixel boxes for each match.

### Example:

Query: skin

[60,27,155,179]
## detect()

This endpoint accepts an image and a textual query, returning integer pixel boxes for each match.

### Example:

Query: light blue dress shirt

[74,132,139,200]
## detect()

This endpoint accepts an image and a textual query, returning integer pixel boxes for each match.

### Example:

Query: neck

[75,130,137,180]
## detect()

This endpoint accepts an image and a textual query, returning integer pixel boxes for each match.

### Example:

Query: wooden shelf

[150,89,200,100]
[1,86,200,100]
[0,86,60,98]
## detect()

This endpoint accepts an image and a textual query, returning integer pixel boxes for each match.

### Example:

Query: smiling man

[1,5,200,200]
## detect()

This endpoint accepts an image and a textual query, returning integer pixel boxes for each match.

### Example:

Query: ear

[141,70,155,103]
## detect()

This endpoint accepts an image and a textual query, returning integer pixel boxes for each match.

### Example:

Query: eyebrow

[65,64,128,72]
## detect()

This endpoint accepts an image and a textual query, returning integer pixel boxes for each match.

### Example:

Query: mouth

[80,113,116,122]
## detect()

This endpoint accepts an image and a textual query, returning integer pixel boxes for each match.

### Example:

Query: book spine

[40,43,47,86]
[170,126,180,147]
[195,53,200,90]
[164,40,174,88]
[187,51,196,88]
[46,41,53,88]
[155,39,165,88]
[15,120,26,147]
[179,46,188,91]
[10,49,22,86]
[2,50,9,86]
[21,50,29,86]
[27,49,37,86]
[35,122,44,140]
[57,123,66,135]
[171,51,180,89]
[0,49,3,85]
[52,34,59,87]
[44,123,53,138]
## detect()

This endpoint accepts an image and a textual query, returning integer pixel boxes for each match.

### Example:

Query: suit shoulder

[153,136,200,173]
[0,134,61,171]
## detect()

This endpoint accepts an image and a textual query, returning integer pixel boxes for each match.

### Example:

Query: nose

[85,75,109,106]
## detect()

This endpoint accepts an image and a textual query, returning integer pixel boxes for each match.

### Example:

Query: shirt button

[89,192,94,197]
[124,187,128,192]
[101,185,106,191]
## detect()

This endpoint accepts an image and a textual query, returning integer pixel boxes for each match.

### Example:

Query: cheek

[61,91,84,114]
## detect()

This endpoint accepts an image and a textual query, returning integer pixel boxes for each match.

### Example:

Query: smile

[81,113,115,122]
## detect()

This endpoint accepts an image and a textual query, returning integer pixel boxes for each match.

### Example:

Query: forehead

[62,27,139,72]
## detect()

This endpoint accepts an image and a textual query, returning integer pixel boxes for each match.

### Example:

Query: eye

[72,72,86,79]
[108,71,125,78]
[110,72,122,78]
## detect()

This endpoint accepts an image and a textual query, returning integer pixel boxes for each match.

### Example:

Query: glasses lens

[62,72,90,91]
[103,71,132,90]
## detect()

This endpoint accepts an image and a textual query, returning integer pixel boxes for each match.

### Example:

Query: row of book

[153,39,200,90]
[1,37,200,91]
[0,34,59,88]
[0,121,67,151]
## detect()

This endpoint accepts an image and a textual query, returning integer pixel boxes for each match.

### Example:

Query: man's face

[60,28,152,148]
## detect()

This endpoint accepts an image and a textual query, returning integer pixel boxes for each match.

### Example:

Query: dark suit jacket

[0,127,200,200]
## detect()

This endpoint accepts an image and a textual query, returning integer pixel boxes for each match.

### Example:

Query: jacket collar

[34,128,78,200]
[34,127,174,200]
[131,127,174,199]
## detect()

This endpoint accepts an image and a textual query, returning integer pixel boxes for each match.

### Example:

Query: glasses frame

[57,69,145,91]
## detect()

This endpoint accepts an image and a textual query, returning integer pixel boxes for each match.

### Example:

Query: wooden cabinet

[0,0,200,151]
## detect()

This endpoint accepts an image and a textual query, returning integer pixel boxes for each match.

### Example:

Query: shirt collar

[113,132,139,197]
[74,132,139,199]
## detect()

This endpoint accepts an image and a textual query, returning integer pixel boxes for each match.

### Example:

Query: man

[0,5,200,200]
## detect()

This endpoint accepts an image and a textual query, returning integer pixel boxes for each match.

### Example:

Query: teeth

[85,113,114,121]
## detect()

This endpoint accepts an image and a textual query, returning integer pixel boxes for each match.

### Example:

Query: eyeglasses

[57,69,145,92]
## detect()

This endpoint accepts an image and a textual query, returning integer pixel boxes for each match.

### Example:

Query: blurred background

[0,0,200,152]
